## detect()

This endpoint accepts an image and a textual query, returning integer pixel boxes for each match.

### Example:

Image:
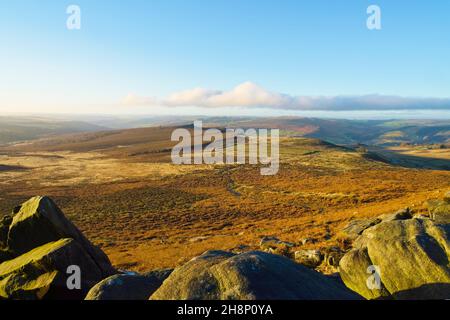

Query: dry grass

[0,134,449,272]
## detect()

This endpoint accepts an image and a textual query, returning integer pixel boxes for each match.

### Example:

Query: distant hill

[0,116,108,145]
[0,115,449,147]
[199,117,450,146]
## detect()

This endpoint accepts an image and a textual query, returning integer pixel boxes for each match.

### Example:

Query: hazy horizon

[2,109,450,121]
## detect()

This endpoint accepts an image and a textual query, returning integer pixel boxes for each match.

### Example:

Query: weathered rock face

[428,201,450,224]
[342,218,381,240]
[342,208,412,240]
[6,196,115,277]
[85,269,172,300]
[0,238,108,299]
[150,250,362,300]
[378,208,412,222]
[339,218,450,300]
[339,248,391,300]
[0,196,116,299]
[294,249,323,268]
[323,246,345,268]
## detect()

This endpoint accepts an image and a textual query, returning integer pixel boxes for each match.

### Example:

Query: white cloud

[122,82,450,111]
[165,87,222,107]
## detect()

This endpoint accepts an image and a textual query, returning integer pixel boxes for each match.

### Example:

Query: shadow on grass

[0,164,29,172]
[365,148,450,171]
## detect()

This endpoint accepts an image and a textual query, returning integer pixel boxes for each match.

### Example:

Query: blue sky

[0,0,449,118]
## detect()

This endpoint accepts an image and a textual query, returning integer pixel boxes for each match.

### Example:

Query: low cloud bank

[122,82,450,111]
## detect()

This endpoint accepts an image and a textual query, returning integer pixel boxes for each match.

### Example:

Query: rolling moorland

[0,116,449,274]
[0,116,107,145]
[2,115,450,146]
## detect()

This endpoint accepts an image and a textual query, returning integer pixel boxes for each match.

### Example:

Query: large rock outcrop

[425,196,450,224]
[6,196,115,277]
[342,208,412,240]
[339,217,450,299]
[0,196,116,299]
[85,269,172,300]
[0,238,109,299]
[150,250,362,300]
